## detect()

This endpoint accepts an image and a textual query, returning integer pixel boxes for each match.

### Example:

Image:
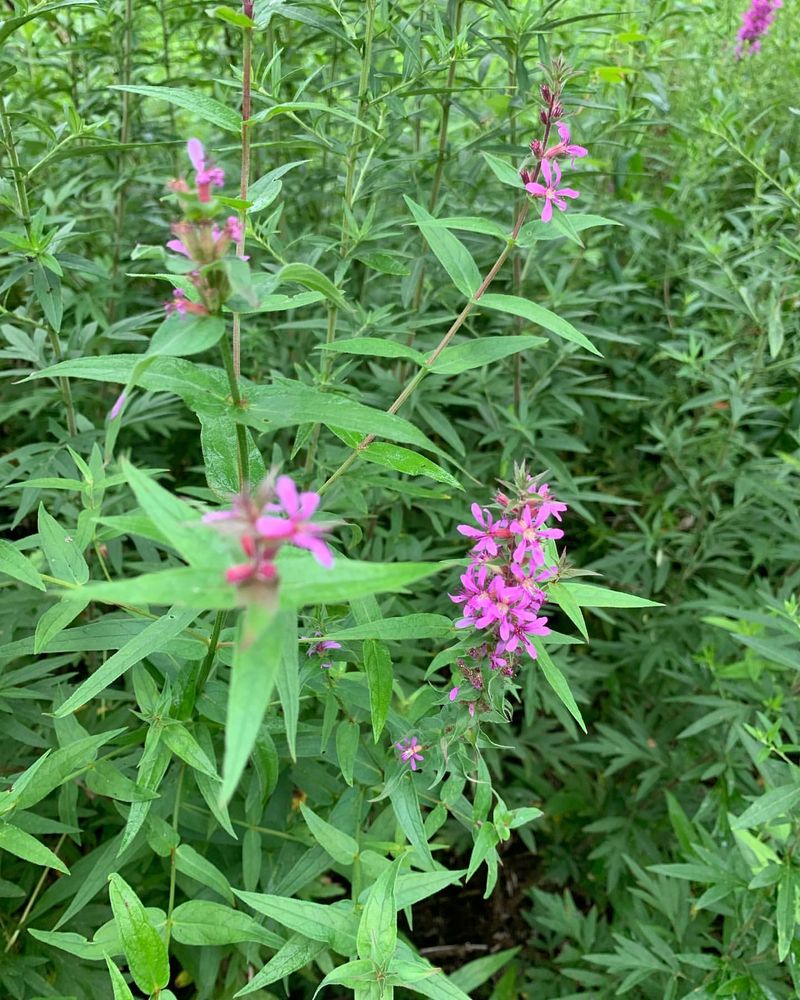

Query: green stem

[232,3,254,379]
[219,335,250,488]
[409,0,465,316]
[0,100,77,437]
[195,610,226,695]
[164,763,185,951]
[108,0,134,325]
[341,0,377,250]
[319,201,530,495]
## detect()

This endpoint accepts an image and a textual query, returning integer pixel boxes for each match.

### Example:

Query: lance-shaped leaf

[357,858,401,965]
[108,873,169,995]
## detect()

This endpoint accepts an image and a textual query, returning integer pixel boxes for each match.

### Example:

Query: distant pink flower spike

[525,160,579,223]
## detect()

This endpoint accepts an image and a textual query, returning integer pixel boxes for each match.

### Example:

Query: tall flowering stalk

[447,468,568,716]
[319,66,589,495]
[164,138,252,486]
[734,0,782,58]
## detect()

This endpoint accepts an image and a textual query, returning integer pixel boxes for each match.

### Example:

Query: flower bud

[540,83,552,103]
[529,139,543,158]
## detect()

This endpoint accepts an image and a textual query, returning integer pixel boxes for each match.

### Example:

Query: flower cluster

[520,82,587,224]
[203,474,334,588]
[448,470,567,710]
[734,0,781,58]
[164,138,247,316]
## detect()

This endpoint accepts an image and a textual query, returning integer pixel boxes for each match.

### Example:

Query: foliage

[0,0,797,998]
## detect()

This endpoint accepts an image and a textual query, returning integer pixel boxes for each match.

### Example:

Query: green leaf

[777,868,795,962]
[279,554,448,607]
[278,262,351,312]
[174,844,233,903]
[481,152,523,189]
[210,4,255,27]
[108,873,169,995]
[148,313,226,358]
[548,583,588,640]
[404,197,482,298]
[275,613,300,761]
[562,582,662,609]
[390,773,435,870]
[171,899,283,948]
[200,411,266,497]
[34,595,90,652]
[222,606,295,804]
[120,460,225,566]
[233,890,357,954]
[73,567,237,609]
[731,785,800,830]
[234,934,325,996]
[516,213,621,246]
[28,927,106,961]
[111,85,240,132]
[536,645,586,732]
[348,596,393,742]
[55,607,197,717]
[247,379,441,454]
[336,721,359,787]
[323,614,453,642]
[360,443,463,490]
[315,960,377,995]
[161,723,219,778]
[0,0,95,47]
[0,731,122,813]
[429,335,547,375]
[357,858,400,964]
[38,504,89,585]
[0,538,45,590]
[32,263,62,331]
[394,869,465,909]
[316,337,425,364]
[0,821,69,874]
[300,803,359,865]
[105,957,135,1000]
[480,294,601,356]
[449,948,519,993]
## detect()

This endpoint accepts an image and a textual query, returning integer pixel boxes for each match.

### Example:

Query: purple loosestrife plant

[735,0,782,57]
[448,468,568,717]
[520,82,587,224]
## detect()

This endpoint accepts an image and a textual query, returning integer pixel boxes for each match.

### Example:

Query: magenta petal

[558,187,580,199]
[525,182,547,197]
[275,475,300,517]
[297,491,321,519]
[296,534,334,567]
[540,199,553,223]
[255,516,294,539]
[166,239,190,257]
[187,138,205,172]
[556,121,570,143]
[226,562,254,584]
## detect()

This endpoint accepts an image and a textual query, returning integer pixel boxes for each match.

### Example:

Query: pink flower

[224,534,277,585]
[187,138,225,202]
[255,475,334,568]
[544,122,588,166]
[449,686,459,701]
[457,504,508,557]
[525,160,579,223]
[528,481,568,523]
[396,737,424,771]
[226,216,243,243]
[306,637,342,669]
[164,288,208,317]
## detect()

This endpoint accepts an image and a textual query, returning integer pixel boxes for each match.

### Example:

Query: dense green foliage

[0,0,797,998]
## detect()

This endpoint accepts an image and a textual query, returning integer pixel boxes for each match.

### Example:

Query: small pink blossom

[457,504,508,557]
[255,475,334,568]
[187,138,225,202]
[165,288,209,316]
[396,737,424,771]
[449,686,459,701]
[544,122,588,166]
[525,160,579,223]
